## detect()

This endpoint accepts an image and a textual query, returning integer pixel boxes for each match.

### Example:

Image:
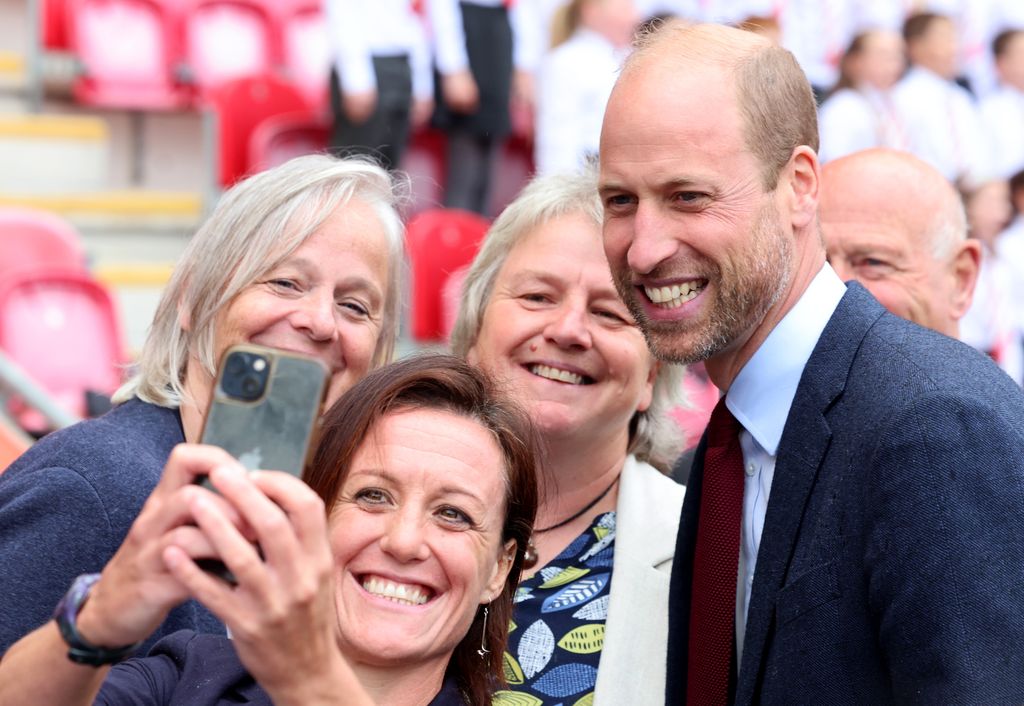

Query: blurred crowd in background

[1,0,1022,462]
[328,0,1024,382]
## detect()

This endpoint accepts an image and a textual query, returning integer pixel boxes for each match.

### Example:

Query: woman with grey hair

[0,154,406,657]
[450,169,686,705]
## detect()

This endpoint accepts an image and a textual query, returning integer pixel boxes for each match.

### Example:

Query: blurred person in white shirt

[534,0,640,175]
[980,29,1024,179]
[893,12,993,186]
[428,0,534,215]
[327,0,433,169]
[960,179,1022,383]
[995,170,1024,378]
[818,30,907,163]
[858,0,1024,98]
[772,0,862,99]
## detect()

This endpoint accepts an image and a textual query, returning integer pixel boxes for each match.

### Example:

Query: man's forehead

[602,65,744,166]
[823,210,933,262]
[614,51,733,104]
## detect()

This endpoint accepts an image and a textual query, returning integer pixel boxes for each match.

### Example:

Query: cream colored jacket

[593,455,685,706]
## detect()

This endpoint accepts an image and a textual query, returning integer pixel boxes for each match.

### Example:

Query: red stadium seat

[0,207,88,281]
[68,0,190,109]
[206,72,310,186]
[248,109,329,173]
[41,0,71,50]
[279,0,330,110]
[0,270,126,434]
[405,208,490,342]
[183,0,278,97]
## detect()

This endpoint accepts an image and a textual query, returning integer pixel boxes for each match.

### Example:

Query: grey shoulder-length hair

[450,168,687,471]
[114,154,406,408]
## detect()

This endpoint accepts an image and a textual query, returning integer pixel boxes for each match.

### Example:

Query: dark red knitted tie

[687,398,744,706]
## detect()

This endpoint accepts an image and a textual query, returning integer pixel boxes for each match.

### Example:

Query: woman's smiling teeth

[362,576,431,606]
[529,364,585,385]
[644,281,706,309]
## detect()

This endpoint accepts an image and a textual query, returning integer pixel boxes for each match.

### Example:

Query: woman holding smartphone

[0,355,538,706]
[0,155,406,656]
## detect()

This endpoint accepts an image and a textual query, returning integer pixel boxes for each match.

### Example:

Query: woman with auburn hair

[0,354,539,705]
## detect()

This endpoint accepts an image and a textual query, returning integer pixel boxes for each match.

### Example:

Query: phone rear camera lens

[241,376,262,398]
[225,353,246,376]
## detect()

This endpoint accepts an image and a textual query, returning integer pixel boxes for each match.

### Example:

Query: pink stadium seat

[68,0,189,109]
[279,0,330,110]
[247,109,329,172]
[207,72,310,186]
[670,363,721,450]
[183,0,277,96]
[405,208,490,342]
[0,270,126,434]
[0,207,88,281]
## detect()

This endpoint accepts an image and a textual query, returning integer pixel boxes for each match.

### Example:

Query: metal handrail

[0,349,80,429]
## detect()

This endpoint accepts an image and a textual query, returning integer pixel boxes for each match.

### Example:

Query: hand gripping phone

[196,344,328,580]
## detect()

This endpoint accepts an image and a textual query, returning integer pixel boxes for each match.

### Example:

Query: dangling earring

[477,605,490,658]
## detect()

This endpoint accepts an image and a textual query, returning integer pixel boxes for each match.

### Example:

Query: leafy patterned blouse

[494,511,616,706]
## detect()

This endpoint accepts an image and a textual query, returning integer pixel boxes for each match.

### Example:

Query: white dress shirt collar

[726,264,847,455]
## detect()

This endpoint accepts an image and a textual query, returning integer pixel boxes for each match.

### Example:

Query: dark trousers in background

[330,55,412,170]
[443,130,500,214]
[434,2,512,216]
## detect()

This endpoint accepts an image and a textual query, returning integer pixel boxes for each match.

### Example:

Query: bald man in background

[819,148,981,338]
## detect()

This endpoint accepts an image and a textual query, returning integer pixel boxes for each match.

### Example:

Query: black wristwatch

[53,573,142,666]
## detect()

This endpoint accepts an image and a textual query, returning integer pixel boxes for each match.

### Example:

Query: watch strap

[53,573,143,666]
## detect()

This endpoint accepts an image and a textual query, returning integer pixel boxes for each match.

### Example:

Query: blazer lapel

[735,284,885,704]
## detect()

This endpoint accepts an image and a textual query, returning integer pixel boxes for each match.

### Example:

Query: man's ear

[949,239,982,320]
[785,146,820,230]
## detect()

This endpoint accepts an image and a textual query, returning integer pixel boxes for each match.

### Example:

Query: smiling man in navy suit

[598,20,1024,705]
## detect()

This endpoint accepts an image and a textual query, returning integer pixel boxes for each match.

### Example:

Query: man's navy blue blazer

[665,283,1024,704]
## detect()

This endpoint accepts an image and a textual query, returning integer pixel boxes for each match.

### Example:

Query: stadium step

[0,112,108,193]
[0,50,23,92]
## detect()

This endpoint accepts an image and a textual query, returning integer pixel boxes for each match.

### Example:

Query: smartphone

[196,344,328,580]
[199,344,328,477]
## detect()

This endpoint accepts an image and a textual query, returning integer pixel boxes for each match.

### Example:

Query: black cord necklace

[522,475,620,570]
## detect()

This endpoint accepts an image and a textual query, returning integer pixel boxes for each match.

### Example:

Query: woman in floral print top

[451,168,689,705]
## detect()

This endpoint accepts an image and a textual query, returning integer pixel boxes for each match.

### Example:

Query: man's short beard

[615,203,794,365]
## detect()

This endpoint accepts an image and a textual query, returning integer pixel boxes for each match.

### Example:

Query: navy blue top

[97,631,467,705]
[497,511,616,704]
[0,398,223,655]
